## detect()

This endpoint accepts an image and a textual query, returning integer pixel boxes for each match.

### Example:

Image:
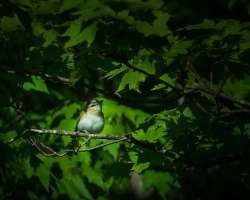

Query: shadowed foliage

[0,0,250,199]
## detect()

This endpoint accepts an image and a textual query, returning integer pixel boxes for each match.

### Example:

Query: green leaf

[32,22,45,36]
[132,162,150,173]
[23,75,49,94]
[62,52,75,70]
[151,83,166,91]
[163,40,193,65]
[105,143,120,160]
[240,31,250,52]
[224,75,250,99]
[183,107,196,120]
[58,118,76,130]
[135,11,170,37]
[65,23,98,48]
[133,122,167,143]
[58,175,94,200]
[131,48,156,75]
[116,10,134,24]
[83,165,104,189]
[152,11,171,37]
[132,130,148,142]
[59,0,82,12]
[185,19,215,30]
[43,29,58,47]
[160,74,175,85]
[0,15,24,32]
[36,164,50,191]
[63,19,82,38]
[24,158,34,179]
[72,176,94,200]
[129,151,138,163]
[136,21,152,37]
[143,170,174,197]
[117,70,146,93]
[48,102,81,129]
[105,65,128,79]
[52,103,81,119]
[0,130,16,142]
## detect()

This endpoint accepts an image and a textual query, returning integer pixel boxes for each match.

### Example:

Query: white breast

[77,113,104,132]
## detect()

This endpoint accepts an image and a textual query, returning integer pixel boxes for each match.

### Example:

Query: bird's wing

[75,111,86,131]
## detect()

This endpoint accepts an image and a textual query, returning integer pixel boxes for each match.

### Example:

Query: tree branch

[196,86,250,108]
[27,136,127,157]
[8,128,127,144]
[9,128,179,159]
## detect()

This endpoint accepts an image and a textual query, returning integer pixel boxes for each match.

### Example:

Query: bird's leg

[74,131,92,152]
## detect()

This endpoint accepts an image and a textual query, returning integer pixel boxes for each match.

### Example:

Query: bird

[76,99,104,133]
[72,99,104,152]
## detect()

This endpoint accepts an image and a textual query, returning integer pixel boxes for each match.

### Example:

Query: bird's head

[86,99,102,114]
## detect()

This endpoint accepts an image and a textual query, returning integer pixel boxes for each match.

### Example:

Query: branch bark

[9,128,127,143]
[9,128,179,158]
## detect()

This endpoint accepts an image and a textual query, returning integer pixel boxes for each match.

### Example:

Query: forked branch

[9,128,178,158]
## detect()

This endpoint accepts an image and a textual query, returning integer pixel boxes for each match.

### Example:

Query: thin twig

[78,138,127,152]
[28,137,54,156]
[28,136,127,157]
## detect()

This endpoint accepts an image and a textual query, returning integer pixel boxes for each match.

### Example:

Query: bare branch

[8,128,127,144]
[8,128,179,159]
[28,128,128,140]
[25,131,127,157]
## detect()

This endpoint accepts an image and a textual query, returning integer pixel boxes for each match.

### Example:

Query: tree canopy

[1,0,250,199]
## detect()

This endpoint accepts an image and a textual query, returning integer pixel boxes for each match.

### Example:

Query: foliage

[0,0,250,199]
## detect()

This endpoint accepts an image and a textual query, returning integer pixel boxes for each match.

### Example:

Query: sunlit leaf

[160,74,175,90]
[132,162,150,173]
[64,23,98,48]
[117,70,146,93]
[151,83,165,91]
[105,65,128,79]
[23,75,49,94]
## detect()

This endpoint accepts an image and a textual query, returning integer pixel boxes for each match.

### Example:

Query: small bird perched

[76,99,104,133]
[72,99,104,152]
